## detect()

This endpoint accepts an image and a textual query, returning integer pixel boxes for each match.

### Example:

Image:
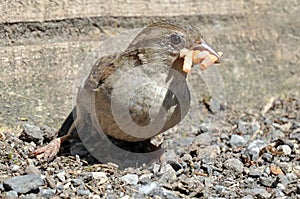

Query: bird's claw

[33,138,61,161]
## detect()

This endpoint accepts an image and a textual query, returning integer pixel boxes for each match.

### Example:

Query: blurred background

[0,0,299,130]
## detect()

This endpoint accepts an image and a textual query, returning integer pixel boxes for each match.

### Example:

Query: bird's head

[126,21,221,73]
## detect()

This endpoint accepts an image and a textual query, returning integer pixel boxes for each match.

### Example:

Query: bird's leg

[33,118,77,161]
[33,134,72,161]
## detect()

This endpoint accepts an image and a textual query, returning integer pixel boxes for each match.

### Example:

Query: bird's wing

[83,54,119,91]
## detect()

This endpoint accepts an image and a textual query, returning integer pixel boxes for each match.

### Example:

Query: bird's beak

[192,39,221,63]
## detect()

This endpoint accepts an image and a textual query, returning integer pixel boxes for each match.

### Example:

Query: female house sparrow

[34,22,221,163]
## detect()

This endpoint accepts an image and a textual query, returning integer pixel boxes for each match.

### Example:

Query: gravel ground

[0,95,299,198]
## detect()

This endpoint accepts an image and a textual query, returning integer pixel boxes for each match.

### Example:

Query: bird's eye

[170,34,182,45]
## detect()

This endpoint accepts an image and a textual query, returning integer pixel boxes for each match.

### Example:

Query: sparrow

[33,21,221,165]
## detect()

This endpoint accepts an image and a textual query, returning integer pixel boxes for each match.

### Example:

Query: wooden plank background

[1,0,245,23]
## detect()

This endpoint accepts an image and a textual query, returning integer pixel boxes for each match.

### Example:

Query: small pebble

[39,188,56,198]
[230,134,246,147]
[259,176,275,187]
[77,189,91,196]
[246,139,267,160]
[261,152,273,162]
[139,182,159,195]
[10,164,21,172]
[242,195,254,199]
[152,163,160,174]
[20,124,43,144]
[250,188,271,199]
[277,145,292,155]
[248,167,263,177]
[121,174,139,185]
[223,158,244,174]
[5,190,18,198]
[3,174,44,194]
[193,132,212,146]
[91,195,101,199]
[160,164,177,183]
[139,173,153,184]
[0,183,4,191]
[164,150,183,171]
[91,172,108,184]
[56,171,66,181]
[197,145,220,160]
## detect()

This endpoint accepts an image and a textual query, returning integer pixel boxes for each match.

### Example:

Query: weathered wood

[1,0,299,130]
[1,0,245,23]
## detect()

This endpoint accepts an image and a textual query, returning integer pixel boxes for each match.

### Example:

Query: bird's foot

[33,138,61,161]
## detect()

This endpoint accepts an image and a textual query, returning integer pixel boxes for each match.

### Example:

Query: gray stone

[260,176,275,187]
[0,183,4,191]
[238,121,260,134]
[290,130,300,141]
[277,145,292,155]
[77,189,91,196]
[160,164,177,183]
[56,171,66,181]
[223,158,244,174]
[250,188,271,199]
[21,193,41,199]
[197,145,220,160]
[91,195,101,199]
[39,188,56,198]
[164,150,182,171]
[202,164,213,176]
[193,132,212,146]
[72,178,84,186]
[121,174,139,185]
[274,188,285,197]
[230,134,246,147]
[242,195,254,199]
[181,154,192,162]
[244,177,255,184]
[286,173,298,183]
[139,173,153,185]
[214,185,226,193]
[276,183,285,190]
[11,164,21,171]
[91,172,108,184]
[5,190,18,198]
[20,124,44,144]
[40,125,57,141]
[267,129,285,141]
[173,136,194,147]
[139,182,159,195]
[146,186,180,199]
[246,139,267,160]
[160,187,180,199]
[249,167,263,177]
[204,177,213,187]
[278,173,298,185]
[152,163,160,174]
[261,152,273,162]
[3,174,44,194]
